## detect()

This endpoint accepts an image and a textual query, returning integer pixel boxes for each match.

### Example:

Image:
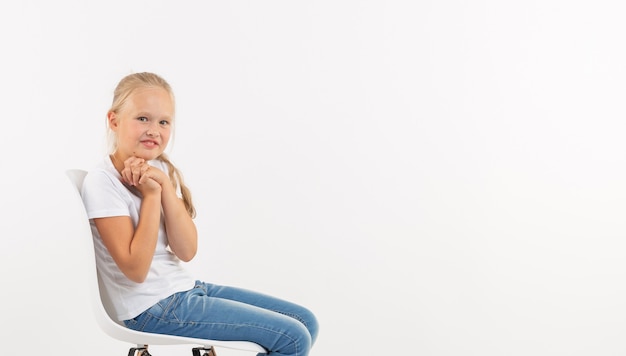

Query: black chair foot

[192,346,216,356]
[128,346,150,356]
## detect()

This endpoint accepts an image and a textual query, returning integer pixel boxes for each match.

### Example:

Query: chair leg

[128,346,150,356]
[192,346,217,356]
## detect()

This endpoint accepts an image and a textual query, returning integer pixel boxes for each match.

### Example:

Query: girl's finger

[132,166,142,186]
[121,167,131,185]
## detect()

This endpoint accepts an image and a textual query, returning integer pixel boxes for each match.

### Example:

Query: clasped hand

[120,156,166,195]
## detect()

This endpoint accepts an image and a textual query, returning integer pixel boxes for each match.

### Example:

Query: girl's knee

[287,304,319,344]
[302,309,319,345]
[275,321,312,356]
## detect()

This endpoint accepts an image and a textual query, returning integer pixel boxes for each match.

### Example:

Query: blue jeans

[124,281,319,356]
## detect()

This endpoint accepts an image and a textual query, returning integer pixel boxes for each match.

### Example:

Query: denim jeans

[124,281,319,356]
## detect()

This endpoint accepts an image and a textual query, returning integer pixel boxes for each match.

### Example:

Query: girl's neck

[109,152,125,174]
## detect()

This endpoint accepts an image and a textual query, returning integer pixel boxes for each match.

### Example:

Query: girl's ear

[107,111,119,130]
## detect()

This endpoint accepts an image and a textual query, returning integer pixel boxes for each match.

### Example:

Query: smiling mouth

[141,140,159,147]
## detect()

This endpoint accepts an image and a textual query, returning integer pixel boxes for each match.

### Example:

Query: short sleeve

[81,170,131,219]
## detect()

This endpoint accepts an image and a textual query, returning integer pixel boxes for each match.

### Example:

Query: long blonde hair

[107,72,196,218]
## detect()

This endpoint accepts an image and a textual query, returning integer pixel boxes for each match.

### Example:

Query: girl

[81,72,319,356]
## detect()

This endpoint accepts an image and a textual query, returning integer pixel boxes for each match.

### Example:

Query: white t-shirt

[81,156,195,321]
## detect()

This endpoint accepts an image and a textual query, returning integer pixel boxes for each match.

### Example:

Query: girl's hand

[121,157,167,195]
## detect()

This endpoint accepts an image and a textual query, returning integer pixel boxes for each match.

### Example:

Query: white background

[2,1,626,355]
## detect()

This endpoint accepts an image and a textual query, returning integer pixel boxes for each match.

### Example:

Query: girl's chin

[132,152,161,161]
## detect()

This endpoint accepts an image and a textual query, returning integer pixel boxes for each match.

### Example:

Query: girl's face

[109,86,174,161]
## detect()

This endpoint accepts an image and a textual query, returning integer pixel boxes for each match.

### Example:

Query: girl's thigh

[194,281,318,341]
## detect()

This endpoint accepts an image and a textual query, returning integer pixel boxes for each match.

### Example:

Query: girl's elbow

[130,275,147,283]
[178,250,196,262]
[123,267,149,284]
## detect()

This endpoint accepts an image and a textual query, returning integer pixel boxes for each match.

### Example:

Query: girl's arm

[93,185,162,283]
[159,178,198,262]
[132,160,198,262]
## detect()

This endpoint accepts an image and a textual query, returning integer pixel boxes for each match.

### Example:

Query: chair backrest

[66,169,87,193]
[65,169,125,330]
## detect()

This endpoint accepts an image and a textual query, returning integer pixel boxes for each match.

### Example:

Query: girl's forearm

[126,193,162,282]
[161,183,198,261]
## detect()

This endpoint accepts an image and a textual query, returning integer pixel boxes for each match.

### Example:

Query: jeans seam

[275,310,309,329]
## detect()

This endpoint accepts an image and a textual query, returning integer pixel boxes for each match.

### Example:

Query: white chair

[65,169,266,356]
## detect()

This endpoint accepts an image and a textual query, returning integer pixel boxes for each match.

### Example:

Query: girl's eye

[137,116,148,122]
[159,120,170,126]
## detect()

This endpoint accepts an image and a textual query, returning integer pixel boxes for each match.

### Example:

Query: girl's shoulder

[82,157,126,195]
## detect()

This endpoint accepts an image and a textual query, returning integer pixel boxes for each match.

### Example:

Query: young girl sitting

[81,72,319,356]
